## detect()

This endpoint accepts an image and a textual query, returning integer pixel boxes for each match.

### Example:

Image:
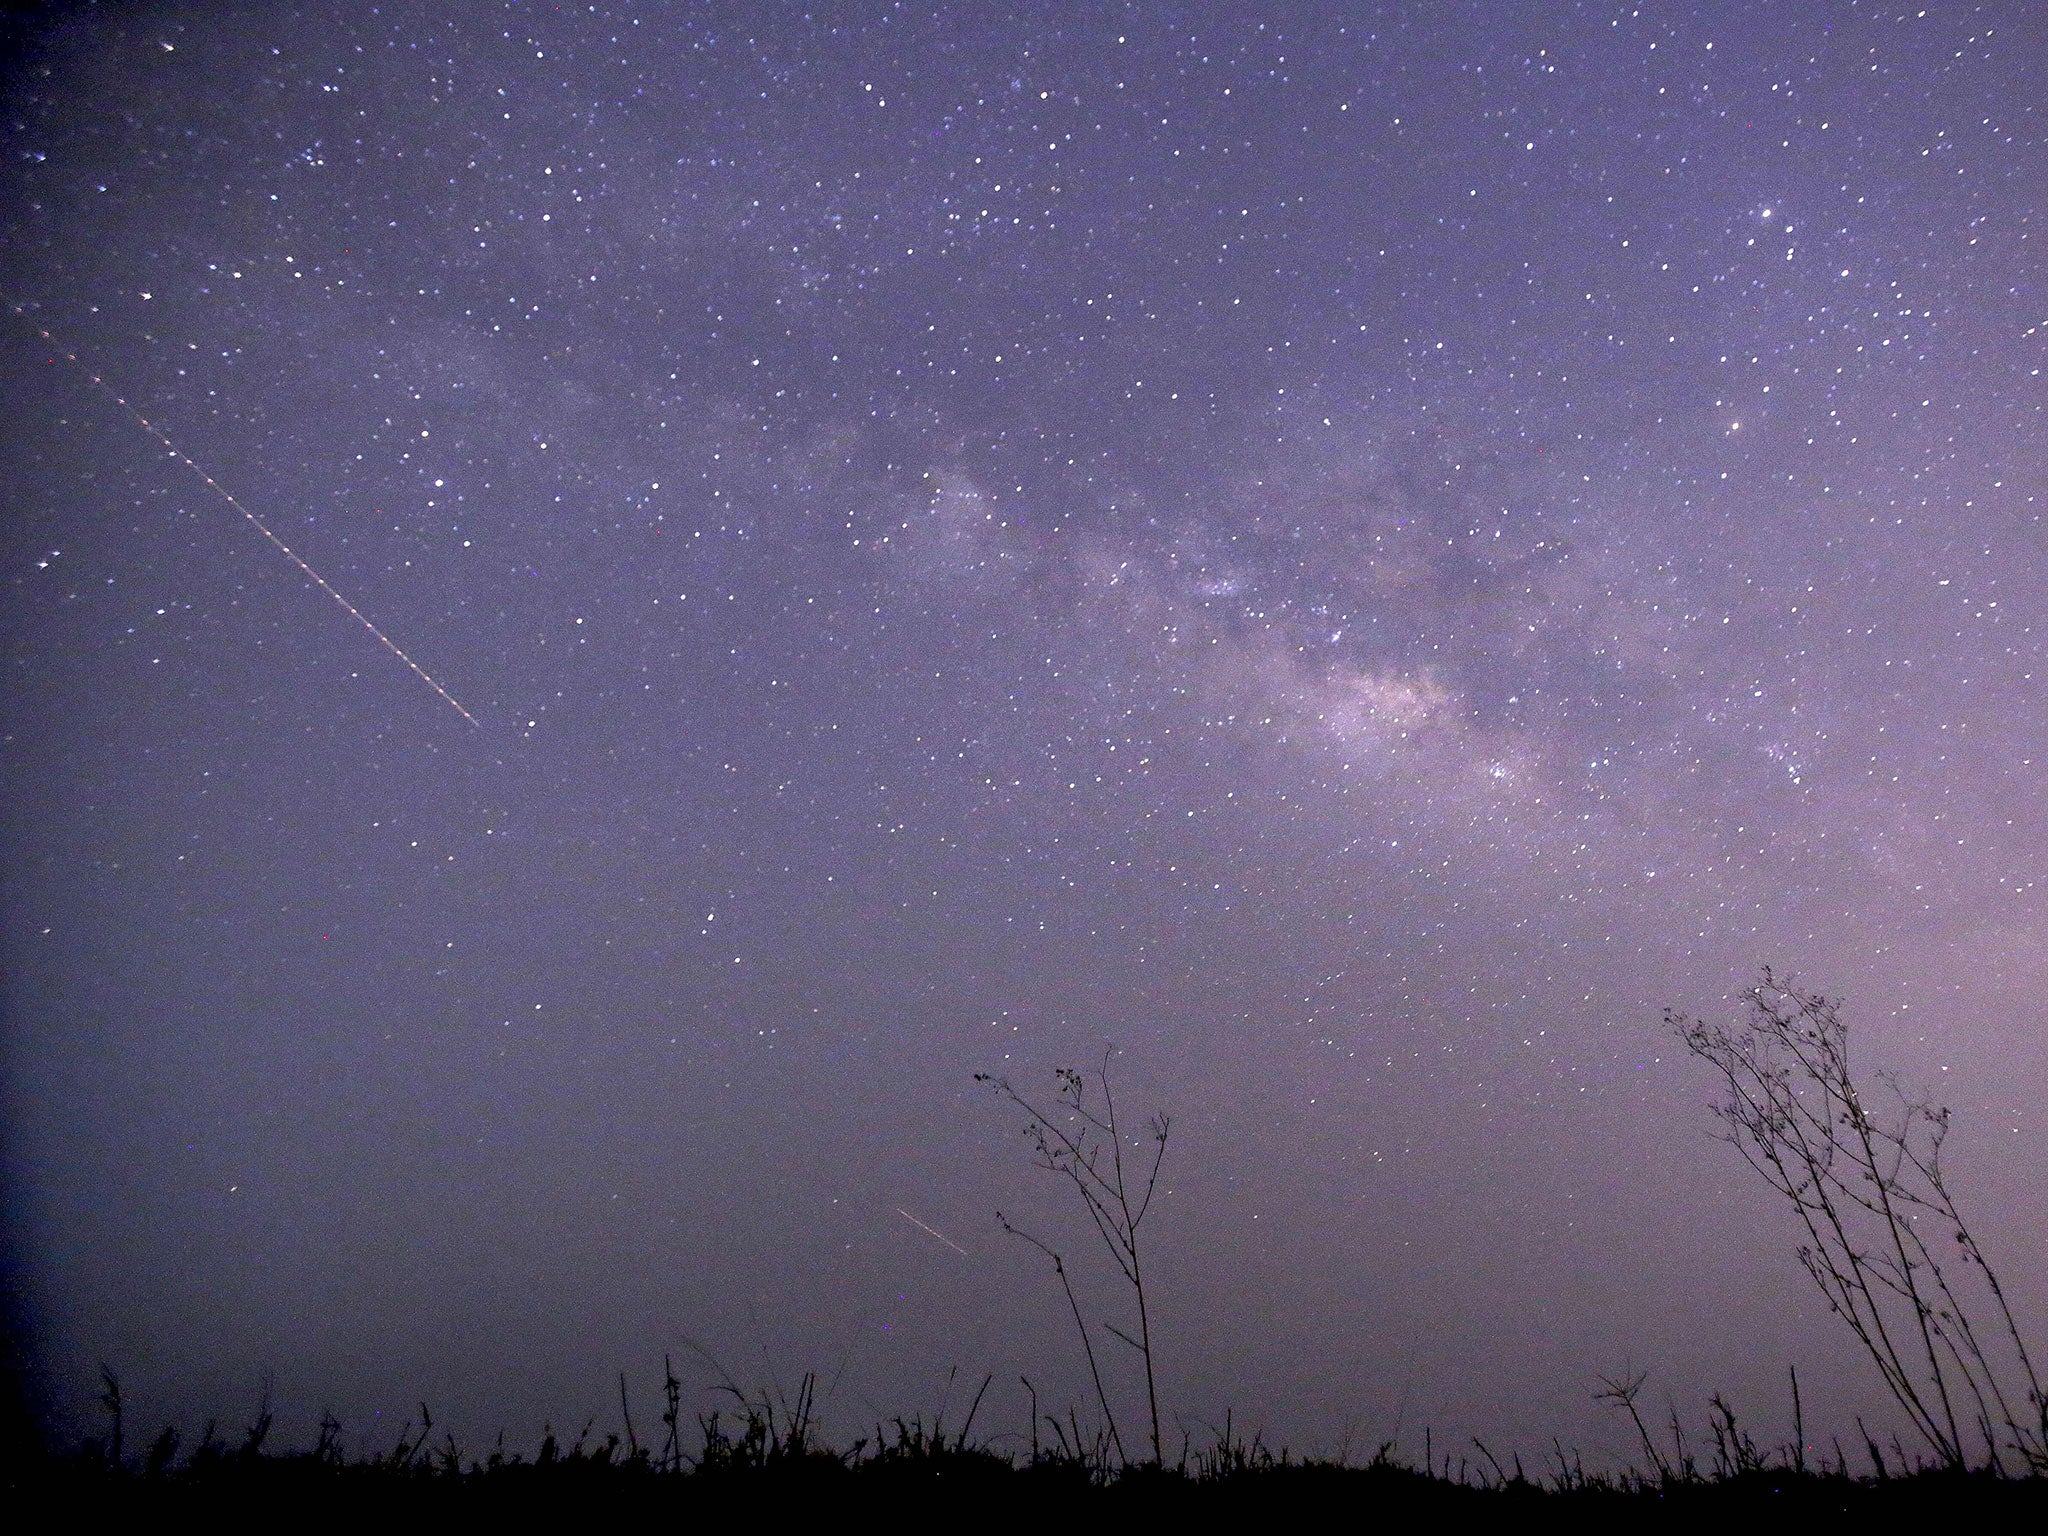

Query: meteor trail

[8,299,481,727]
[894,1207,969,1256]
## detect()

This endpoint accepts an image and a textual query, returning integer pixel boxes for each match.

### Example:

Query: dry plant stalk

[977,1048,1172,1465]
[1669,969,2046,1471]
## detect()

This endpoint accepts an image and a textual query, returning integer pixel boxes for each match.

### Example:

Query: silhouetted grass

[14,1369,2048,1519]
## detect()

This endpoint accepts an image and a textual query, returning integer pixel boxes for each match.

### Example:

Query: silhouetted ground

[12,1440,2048,1523]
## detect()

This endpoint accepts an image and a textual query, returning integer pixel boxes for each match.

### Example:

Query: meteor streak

[894,1207,969,1256]
[8,299,480,726]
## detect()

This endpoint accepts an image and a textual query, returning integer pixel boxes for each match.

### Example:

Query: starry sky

[4,0,2045,1463]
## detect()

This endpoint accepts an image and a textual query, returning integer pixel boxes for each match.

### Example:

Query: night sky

[4,1,2044,1463]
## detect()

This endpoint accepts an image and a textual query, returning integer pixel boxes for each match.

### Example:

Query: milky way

[3,2,2043,1461]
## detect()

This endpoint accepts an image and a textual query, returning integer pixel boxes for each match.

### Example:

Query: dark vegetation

[1669,972,2046,1473]
[17,1369,2048,1519]
[977,1049,1171,1465]
[11,973,2045,1515]
[15,1371,2048,1519]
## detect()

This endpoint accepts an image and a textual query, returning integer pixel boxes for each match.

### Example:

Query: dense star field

[3,1,2044,1464]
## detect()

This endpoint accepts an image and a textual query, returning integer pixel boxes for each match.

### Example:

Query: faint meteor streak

[894,1207,969,1255]
[7,299,480,726]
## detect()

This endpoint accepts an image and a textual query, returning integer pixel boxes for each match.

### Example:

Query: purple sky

[4,0,2044,1465]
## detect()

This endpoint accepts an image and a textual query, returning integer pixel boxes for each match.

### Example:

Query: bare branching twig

[1593,1368,1670,1482]
[1669,970,2046,1471]
[978,1048,1173,1464]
